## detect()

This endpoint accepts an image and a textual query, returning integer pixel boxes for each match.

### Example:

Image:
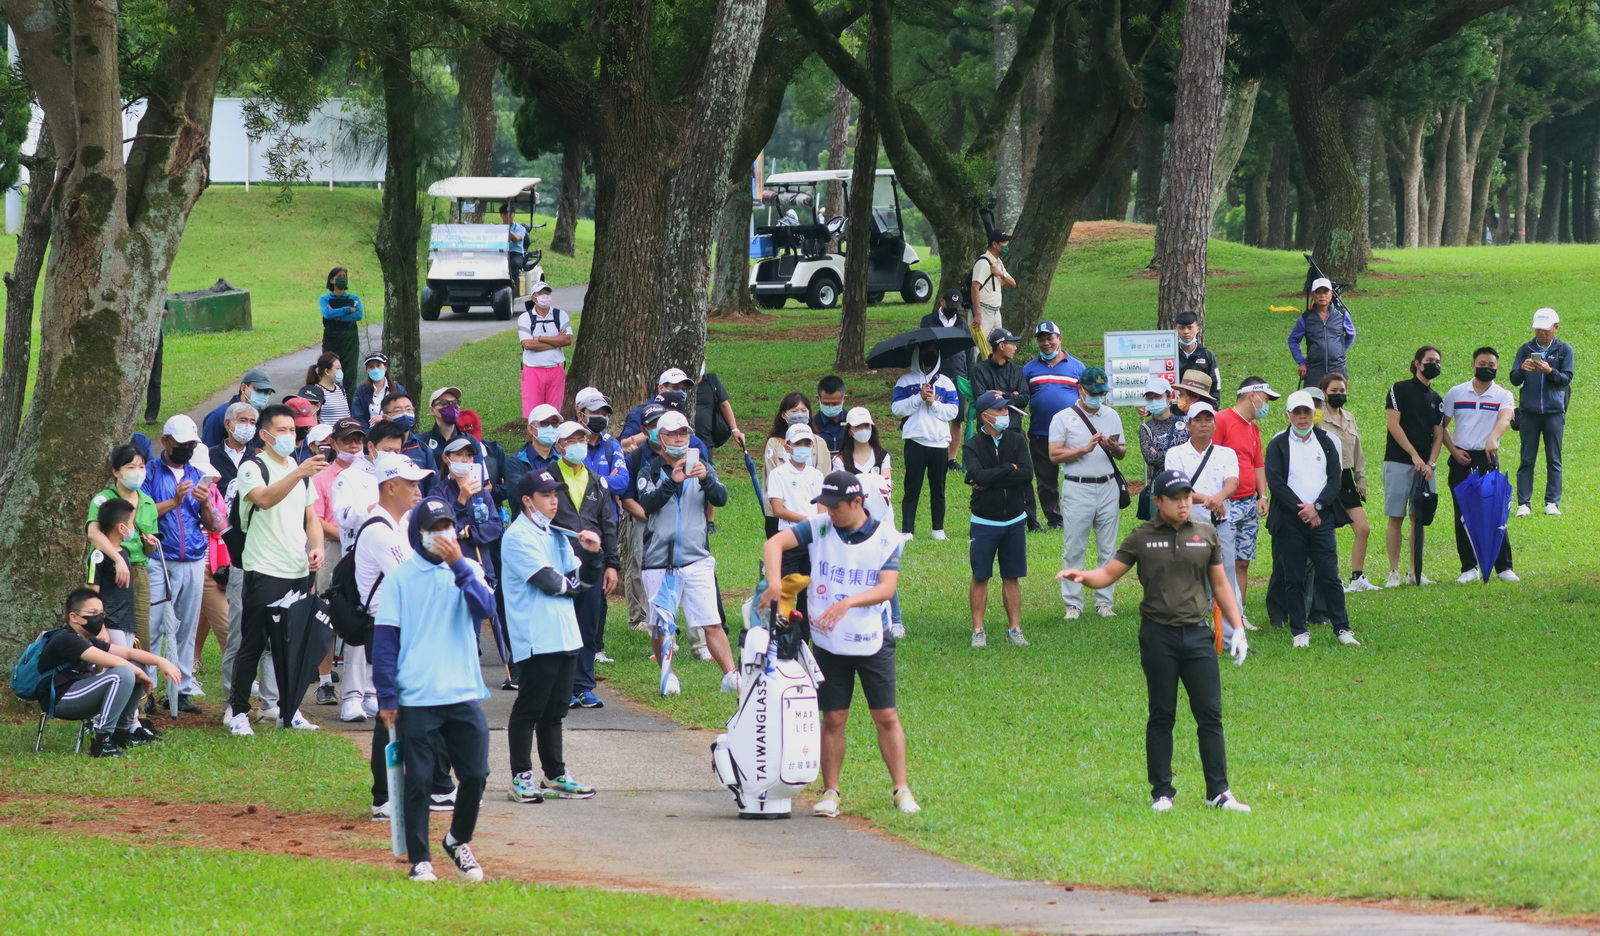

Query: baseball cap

[442,436,476,455]
[1303,387,1326,404]
[1150,469,1193,499]
[1236,376,1282,400]
[988,229,1016,243]
[363,351,388,366]
[305,424,334,446]
[1174,310,1199,326]
[656,389,688,412]
[658,367,691,386]
[640,403,668,427]
[845,406,874,428]
[974,390,1008,411]
[1177,369,1217,403]
[530,281,553,294]
[555,420,587,440]
[657,410,690,433]
[989,327,1020,346]
[1079,366,1110,394]
[785,423,816,445]
[1310,277,1333,292]
[1035,321,1061,337]
[429,387,462,407]
[812,470,864,506]
[283,396,317,427]
[574,387,611,412]
[373,452,433,485]
[527,403,562,425]
[191,445,220,480]
[941,289,964,307]
[161,414,201,445]
[414,496,456,532]
[1285,389,1316,412]
[517,469,563,497]
[1186,401,1217,418]
[1532,307,1560,329]
[241,367,274,392]
[331,417,366,440]
[1143,376,1172,397]
[297,384,327,406]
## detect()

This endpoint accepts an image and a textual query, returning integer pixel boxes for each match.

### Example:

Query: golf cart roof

[765,169,896,185]
[427,177,542,200]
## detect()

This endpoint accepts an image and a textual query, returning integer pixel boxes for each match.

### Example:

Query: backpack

[322,515,389,647]
[222,454,311,562]
[10,628,68,715]
[965,254,998,311]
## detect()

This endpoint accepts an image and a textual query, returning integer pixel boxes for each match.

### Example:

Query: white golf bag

[711,607,822,819]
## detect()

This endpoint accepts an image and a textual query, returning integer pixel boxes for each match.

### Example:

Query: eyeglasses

[386,406,415,416]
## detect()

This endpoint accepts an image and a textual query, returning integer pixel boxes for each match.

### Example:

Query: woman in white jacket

[890,343,960,540]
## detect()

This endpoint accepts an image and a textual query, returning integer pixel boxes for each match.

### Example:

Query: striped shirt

[1022,353,1085,437]
[318,385,352,424]
[1440,380,1512,450]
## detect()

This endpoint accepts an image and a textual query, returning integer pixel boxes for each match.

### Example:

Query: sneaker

[902,532,915,542]
[892,788,922,814]
[1418,573,1436,586]
[1151,796,1173,812]
[408,861,437,882]
[889,622,906,639]
[720,671,741,693]
[1007,629,1029,647]
[90,733,123,758]
[629,619,650,632]
[971,630,987,648]
[812,789,841,818]
[692,646,713,662]
[1337,630,1361,646]
[339,699,368,722]
[1546,503,1562,516]
[256,706,280,724]
[1516,503,1532,518]
[501,677,519,691]
[594,652,615,664]
[287,710,320,730]
[541,774,597,799]
[222,705,235,724]
[1344,575,1381,593]
[569,695,582,709]
[361,697,379,718]
[1208,790,1252,813]
[930,530,949,542]
[662,672,681,696]
[1096,605,1116,618]
[1456,570,1479,584]
[442,836,484,882]
[508,771,546,804]
[1240,616,1259,631]
[1292,633,1310,648]
[1384,570,1403,588]
[227,712,255,736]
[129,724,163,744]
[371,801,392,821]
[1497,569,1521,583]
[1063,607,1081,620]
[575,690,604,708]
[430,789,457,813]
[1047,520,1063,531]
[315,683,337,706]
[176,694,203,715]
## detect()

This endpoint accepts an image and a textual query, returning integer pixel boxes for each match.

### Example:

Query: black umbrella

[272,577,336,728]
[1409,471,1439,584]
[1302,253,1353,319]
[865,326,974,370]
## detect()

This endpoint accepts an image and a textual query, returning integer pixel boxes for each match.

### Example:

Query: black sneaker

[315,684,338,706]
[442,836,484,882]
[501,677,519,691]
[1047,520,1064,531]
[1026,520,1044,534]
[130,724,164,744]
[177,695,203,715]
[90,733,123,758]
[111,728,133,750]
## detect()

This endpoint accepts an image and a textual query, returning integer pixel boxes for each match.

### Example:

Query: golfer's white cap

[656,410,690,433]
[305,424,334,446]
[1532,307,1560,329]
[1186,401,1216,418]
[556,420,587,440]
[162,414,201,445]
[1286,389,1316,412]
[1143,376,1172,397]
[658,367,691,386]
[1310,277,1333,292]
[785,423,816,444]
[574,386,611,412]
[845,405,874,427]
[527,404,562,424]
[373,452,433,484]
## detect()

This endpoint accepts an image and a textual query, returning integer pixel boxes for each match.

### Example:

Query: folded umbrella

[1453,467,1512,582]
[273,577,336,729]
[1409,472,1439,583]
[865,326,975,370]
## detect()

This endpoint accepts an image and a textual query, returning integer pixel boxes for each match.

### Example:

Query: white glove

[1229,628,1249,666]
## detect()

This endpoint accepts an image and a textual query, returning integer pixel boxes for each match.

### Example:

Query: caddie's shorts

[813,640,896,712]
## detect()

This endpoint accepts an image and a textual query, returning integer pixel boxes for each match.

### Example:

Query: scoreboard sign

[1103,330,1179,407]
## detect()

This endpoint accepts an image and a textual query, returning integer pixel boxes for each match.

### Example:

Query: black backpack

[322,515,390,647]
[222,454,311,562]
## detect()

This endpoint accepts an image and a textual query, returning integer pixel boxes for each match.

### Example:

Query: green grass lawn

[425,230,1600,916]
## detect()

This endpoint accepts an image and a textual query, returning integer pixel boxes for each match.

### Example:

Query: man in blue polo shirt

[1022,321,1084,530]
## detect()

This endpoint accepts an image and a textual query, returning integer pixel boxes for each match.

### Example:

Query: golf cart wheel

[806,273,841,310]
[421,285,442,321]
[867,292,885,305]
[756,294,786,310]
[491,286,513,321]
[450,304,470,315]
[901,271,932,304]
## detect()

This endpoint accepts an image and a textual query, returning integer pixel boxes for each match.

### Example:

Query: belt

[1063,475,1111,484]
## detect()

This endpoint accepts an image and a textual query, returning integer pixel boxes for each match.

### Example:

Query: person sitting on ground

[41,588,180,757]
[963,391,1033,648]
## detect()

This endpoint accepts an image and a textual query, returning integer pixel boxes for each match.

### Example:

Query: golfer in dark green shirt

[1057,469,1253,813]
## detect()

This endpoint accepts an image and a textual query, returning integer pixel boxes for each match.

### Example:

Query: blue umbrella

[1454,468,1513,582]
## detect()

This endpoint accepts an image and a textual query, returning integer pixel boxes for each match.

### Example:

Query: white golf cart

[747,169,932,310]
[421,177,548,321]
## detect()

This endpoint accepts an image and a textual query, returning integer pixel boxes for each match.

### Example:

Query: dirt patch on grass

[1070,221,1154,241]
[1363,271,1421,280]
[708,307,778,324]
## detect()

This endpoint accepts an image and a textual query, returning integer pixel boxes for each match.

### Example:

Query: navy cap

[989,328,1020,345]
[942,289,965,306]
[812,471,864,506]
[974,390,1008,411]
[656,389,688,412]
[415,496,456,530]
[517,469,563,498]
[641,403,668,426]
[1035,321,1061,337]
[1150,469,1193,499]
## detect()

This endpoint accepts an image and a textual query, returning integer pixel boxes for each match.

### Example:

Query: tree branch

[467,16,598,128]
[968,0,1063,158]
[1335,0,1521,102]
[2,0,77,154]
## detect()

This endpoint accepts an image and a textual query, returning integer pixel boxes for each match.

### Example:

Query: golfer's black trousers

[1138,619,1228,802]
[370,718,455,808]
[508,652,578,779]
[1448,451,1513,574]
[900,441,948,534]
[1268,516,1350,636]
[1028,435,1060,526]
[399,701,489,865]
[227,571,306,719]
[571,583,606,695]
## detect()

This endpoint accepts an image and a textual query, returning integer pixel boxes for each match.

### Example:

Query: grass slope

[425,229,1599,915]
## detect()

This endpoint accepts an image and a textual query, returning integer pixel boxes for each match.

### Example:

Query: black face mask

[80,613,106,637]
[1475,366,1497,383]
[1326,393,1347,410]
[169,445,196,464]
[586,414,610,434]
[1420,362,1442,380]
[919,357,939,372]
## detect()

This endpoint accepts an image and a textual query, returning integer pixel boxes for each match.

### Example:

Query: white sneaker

[1407,573,1437,586]
[1497,569,1521,582]
[1208,790,1252,813]
[256,706,280,724]
[662,672,681,696]
[340,699,367,722]
[1516,504,1532,518]
[1384,571,1403,588]
[1151,796,1173,812]
[971,630,987,648]
[361,696,379,718]
[1096,605,1116,618]
[1240,616,1259,631]
[430,788,457,813]
[1063,606,1081,620]
[594,652,615,664]
[720,671,741,693]
[1336,631,1361,646]
[1344,575,1381,593]
[930,530,949,542]
[1457,570,1479,584]
[902,532,915,542]
[287,710,320,730]
[222,705,235,724]
[408,861,437,882]
[1007,629,1029,646]
[1546,503,1562,516]
[371,801,392,821]
[893,788,921,814]
[813,789,841,818]
[227,712,255,736]
[692,647,713,662]
[1292,633,1310,648]
[889,622,906,639]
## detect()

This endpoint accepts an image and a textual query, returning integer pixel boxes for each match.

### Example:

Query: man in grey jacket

[1288,278,1355,388]
[1510,307,1574,516]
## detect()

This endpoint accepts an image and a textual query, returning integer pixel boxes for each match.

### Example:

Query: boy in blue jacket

[374,496,497,883]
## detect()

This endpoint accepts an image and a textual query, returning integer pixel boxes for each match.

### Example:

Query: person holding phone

[141,414,217,712]
[891,342,960,539]
[1510,308,1573,516]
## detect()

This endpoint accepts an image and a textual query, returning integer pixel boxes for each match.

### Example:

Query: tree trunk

[1343,97,1376,257]
[993,0,1025,229]
[1243,169,1267,246]
[1493,181,1511,245]
[1512,118,1533,243]
[1282,60,1367,277]
[1208,77,1261,224]
[1370,151,1396,250]
[549,131,582,256]
[653,0,766,396]
[456,41,499,222]
[1589,132,1600,244]
[1105,136,1137,222]
[1395,113,1426,248]
[1469,142,1499,245]
[1425,107,1454,247]
[1536,156,1562,243]
[1291,155,1315,250]
[1266,140,1293,249]
[1155,0,1229,329]
[1019,39,1053,204]
[1133,118,1165,224]
[376,39,423,393]
[824,80,852,227]
[0,126,55,466]
[1444,103,1474,245]
[836,108,878,373]
[1563,161,1578,243]
[709,175,755,315]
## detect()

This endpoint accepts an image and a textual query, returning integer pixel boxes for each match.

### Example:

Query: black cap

[1150,469,1194,499]
[989,327,1020,345]
[517,469,563,498]
[1174,310,1199,326]
[297,384,327,406]
[988,229,1016,243]
[415,496,456,531]
[941,289,964,306]
[657,389,687,412]
[641,403,667,426]
[811,470,864,506]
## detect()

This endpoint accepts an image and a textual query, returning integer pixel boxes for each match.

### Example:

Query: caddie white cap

[162,414,201,445]
[527,403,562,424]
[1532,307,1560,329]
[574,386,611,412]
[845,405,874,427]
[373,452,433,485]
[556,420,587,440]
[1186,401,1216,418]
[658,367,691,386]
[1143,376,1172,397]
[1285,389,1316,412]
[656,410,690,433]
[1310,277,1333,292]
[429,387,462,407]
[785,423,816,444]
[305,424,334,445]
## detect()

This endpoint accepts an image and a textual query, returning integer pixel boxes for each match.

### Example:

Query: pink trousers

[521,364,567,418]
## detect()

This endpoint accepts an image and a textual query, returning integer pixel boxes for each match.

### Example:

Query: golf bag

[711,601,822,819]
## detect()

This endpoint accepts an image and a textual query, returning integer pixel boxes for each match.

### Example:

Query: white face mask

[448,461,474,478]
[851,428,873,444]
[419,530,445,553]
[231,423,256,445]
[119,468,146,490]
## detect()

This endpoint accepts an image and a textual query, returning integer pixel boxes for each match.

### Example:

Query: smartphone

[317,445,334,461]
[683,447,700,473]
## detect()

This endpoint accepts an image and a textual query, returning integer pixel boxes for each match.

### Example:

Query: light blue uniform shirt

[373,555,492,708]
[500,513,584,660]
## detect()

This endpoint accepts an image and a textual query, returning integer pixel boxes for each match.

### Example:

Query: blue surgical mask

[1255,404,1269,420]
[647,428,659,445]
[792,446,813,464]
[271,434,296,457]
[786,411,810,425]
[1084,394,1107,409]
[820,404,843,418]
[333,370,344,386]
[249,390,270,410]
[991,414,1010,432]
[562,442,588,465]
[664,443,690,458]
[231,423,256,445]
[536,426,559,446]
[1146,397,1169,416]
[1178,336,1197,348]
[368,368,386,383]
[391,414,416,432]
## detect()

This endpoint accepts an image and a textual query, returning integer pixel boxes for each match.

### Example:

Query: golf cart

[748,169,932,310]
[421,177,548,321]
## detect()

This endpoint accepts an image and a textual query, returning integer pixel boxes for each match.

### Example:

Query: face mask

[1038,349,1057,362]
[79,614,106,637]
[536,426,559,446]
[647,428,659,446]
[1313,409,1324,423]
[586,414,610,434]
[792,446,813,464]
[785,411,810,425]
[1475,366,1497,383]
[1083,394,1106,409]
[919,358,938,373]
[120,468,146,489]
[439,404,461,426]
[449,461,474,478]
[419,530,445,554]
[562,442,588,465]
[820,404,843,418]
[333,370,344,386]
[249,390,270,410]
[664,443,690,459]
[168,445,195,464]
[1146,397,1169,416]
[1254,404,1269,420]
[232,423,256,445]
[1291,423,1313,438]
[1327,393,1347,410]
[391,414,416,432]
[991,414,1010,432]
[534,294,553,309]
[271,434,297,457]
[333,276,349,290]
[368,368,386,383]
[851,428,873,444]
[1420,362,1442,380]
[1178,335,1197,348]
[336,450,356,465]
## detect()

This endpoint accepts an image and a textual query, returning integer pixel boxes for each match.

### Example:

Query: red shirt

[1212,408,1263,500]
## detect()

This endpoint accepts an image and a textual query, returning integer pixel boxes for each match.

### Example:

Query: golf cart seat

[756,223,832,259]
